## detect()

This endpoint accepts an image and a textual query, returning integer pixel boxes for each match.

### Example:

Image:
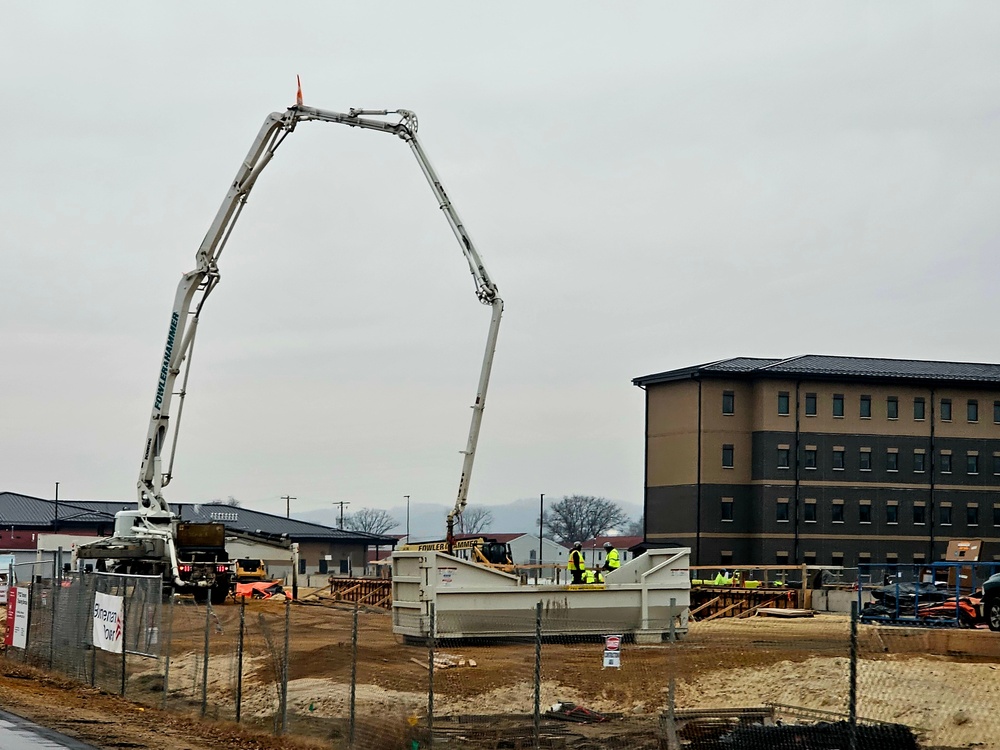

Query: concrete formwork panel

[391,547,691,642]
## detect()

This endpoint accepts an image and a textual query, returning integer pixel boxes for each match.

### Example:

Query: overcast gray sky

[3,3,998,523]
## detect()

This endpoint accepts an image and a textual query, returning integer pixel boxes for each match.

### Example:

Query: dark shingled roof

[633,355,1000,387]
[0,493,396,545]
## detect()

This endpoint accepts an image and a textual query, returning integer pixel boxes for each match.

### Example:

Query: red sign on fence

[604,634,621,651]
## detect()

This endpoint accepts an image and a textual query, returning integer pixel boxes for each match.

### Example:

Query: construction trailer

[391,547,691,643]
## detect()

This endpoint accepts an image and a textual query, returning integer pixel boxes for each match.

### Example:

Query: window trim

[968,399,979,424]
[722,390,735,416]
[887,396,899,420]
[859,394,872,419]
[722,444,734,469]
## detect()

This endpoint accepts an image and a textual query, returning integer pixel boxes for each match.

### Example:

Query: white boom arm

[137,104,502,545]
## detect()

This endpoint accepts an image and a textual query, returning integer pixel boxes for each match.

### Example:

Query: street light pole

[281,495,296,519]
[404,495,410,543]
[537,493,544,585]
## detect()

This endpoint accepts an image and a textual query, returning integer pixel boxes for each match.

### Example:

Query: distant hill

[294,496,642,542]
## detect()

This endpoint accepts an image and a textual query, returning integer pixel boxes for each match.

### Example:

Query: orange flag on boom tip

[296,75,303,106]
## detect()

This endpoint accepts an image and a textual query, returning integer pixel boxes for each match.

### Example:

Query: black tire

[192,588,209,605]
[209,584,229,606]
[987,596,1000,632]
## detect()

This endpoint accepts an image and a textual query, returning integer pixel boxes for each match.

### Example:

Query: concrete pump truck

[75,89,503,600]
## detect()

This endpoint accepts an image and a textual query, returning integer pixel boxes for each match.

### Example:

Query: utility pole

[281,495,296,519]
[54,482,60,534]
[334,501,351,528]
[404,495,410,543]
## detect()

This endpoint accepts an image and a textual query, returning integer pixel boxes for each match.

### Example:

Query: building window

[804,551,817,565]
[886,504,899,524]
[721,499,734,522]
[994,455,1000,476]
[722,444,734,468]
[968,454,979,475]
[832,448,845,470]
[776,551,790,565]
[887,451,898,472]
[833,394,844,417]
[778,391,790,415]
[805,393,817,416]
[776,500,790,522]
[968,505,979,527]
[887,396,899,420]
[968,399,979,423]
[995,401,1000,424]
[777,448,790,469]
[832,553,845,567]
[299,558,307,574]
[860,450,872,471]
[940,506,952,526]
[994,506,1000,527]
[804,449,817,469]
[859,504,872,524]
[913,505,926,525]
[914,397,925,421]
[941,398,952,421]
[913,452,925,473]
[722,391,735,415]
[720,551,733,565]
[832,503,845,523]
[860,395,871,418]
[940,453,952,473]
[318,558,329,574]
[804,502,817,523]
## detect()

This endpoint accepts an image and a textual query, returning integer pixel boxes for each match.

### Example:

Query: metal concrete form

[392,547,691,642]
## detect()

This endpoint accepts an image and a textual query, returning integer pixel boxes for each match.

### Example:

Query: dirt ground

[2,600,1000,749]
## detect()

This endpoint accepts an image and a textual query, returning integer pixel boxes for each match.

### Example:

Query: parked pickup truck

[983,572,1000,631]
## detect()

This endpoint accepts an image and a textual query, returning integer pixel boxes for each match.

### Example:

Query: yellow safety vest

[568,550,586,571]
[605,548,620,569]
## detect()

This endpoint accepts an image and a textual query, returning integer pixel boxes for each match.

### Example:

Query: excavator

[75,84,503,595]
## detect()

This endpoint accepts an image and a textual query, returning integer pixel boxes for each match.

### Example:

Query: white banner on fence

[11,588,29,649]
[92,592,123,653]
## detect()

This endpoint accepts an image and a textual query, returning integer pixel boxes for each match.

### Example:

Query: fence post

[668,597,676,643]
[236,596,246,723]
[350,604,358,747]
[534,600,542,750]
[120,581,128,697]
[201,599,211,717]
[427,603,435,748]
[849,600,858,750]
[162,593,174,711]
[48,578,56,671]
[280,595,290,735]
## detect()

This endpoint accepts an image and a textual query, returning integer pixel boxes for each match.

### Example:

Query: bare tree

[343,508,399,535]
[625,514,644,537]
[542,495,630,544]
[459,506,494,534]
[224,495,240,507]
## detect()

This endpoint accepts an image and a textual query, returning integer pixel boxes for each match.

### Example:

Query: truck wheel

[210,585,229,606]
[192,588,209,604]
[988,597,1000,632]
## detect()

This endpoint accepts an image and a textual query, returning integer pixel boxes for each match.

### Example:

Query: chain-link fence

[5,573,1000,748]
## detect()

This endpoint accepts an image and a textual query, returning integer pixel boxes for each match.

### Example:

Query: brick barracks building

[633,355,1000,568]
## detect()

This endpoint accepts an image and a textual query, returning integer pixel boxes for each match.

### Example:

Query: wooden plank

[688,596,721,618]
[736,597,780,619]
[701,601,743,622]
[757,608,815,618]
[410,657,429,670]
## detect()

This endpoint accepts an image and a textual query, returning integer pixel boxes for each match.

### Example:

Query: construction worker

[583,569,604,584]
[601,541,620,573]
[568,541,586,584]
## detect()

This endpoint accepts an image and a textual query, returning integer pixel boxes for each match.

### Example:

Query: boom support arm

[138,104,502,545]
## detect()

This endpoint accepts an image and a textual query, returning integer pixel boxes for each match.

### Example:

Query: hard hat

[573,541,582,549]
[603,542,613,549]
